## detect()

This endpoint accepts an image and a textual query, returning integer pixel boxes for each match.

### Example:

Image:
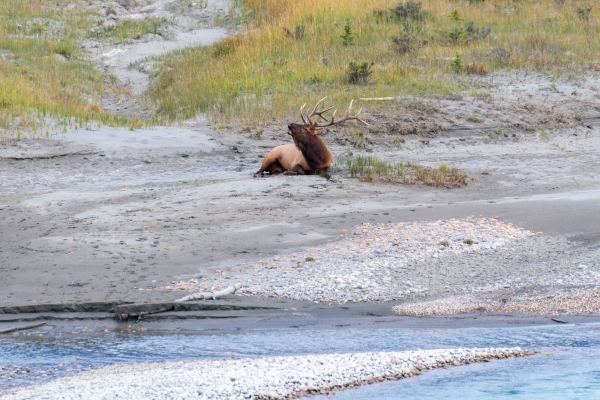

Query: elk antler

[300,98,369,130]
[300,97,334,125]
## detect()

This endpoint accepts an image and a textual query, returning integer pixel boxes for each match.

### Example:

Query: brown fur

[253,123,333,179]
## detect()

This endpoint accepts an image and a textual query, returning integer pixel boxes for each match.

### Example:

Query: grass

[0,1,142,141]
[148,0,600,127]
[93,17,171,44]
[338,155,468,187]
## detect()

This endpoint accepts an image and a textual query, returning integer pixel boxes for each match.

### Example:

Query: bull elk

[254,98,368,179]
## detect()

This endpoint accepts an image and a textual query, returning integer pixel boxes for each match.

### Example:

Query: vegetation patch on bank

[0,1,141,142]
[338,155,468,187]
[148,0,600,127]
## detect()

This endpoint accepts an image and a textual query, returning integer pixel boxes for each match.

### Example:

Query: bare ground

[1,0,600,325]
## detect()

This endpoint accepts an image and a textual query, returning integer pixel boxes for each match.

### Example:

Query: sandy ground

[1,83,599,318]
[1,0,600,326]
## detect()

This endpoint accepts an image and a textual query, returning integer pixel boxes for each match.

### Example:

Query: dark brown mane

[288,123,329,169]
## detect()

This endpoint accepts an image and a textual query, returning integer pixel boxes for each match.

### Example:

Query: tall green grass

[148,0,600,127]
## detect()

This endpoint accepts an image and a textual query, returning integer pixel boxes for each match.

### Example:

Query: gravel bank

[166,217,533,303]
[1,348,531,400]
[393,287,600,316]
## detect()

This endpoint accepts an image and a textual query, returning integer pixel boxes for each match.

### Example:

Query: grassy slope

[0,1,145,140]
[148,0,600,127]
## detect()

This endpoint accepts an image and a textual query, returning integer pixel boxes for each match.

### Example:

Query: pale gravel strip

[1,348,532,400]
[166,217,533,303]
[393,287,600,316]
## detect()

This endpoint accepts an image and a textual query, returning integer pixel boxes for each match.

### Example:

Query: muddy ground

[1,0,600,328]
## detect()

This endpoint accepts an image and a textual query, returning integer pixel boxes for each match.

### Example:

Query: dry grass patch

[339,155,468,187]
[0,1,142,142]
[149,0,600,127]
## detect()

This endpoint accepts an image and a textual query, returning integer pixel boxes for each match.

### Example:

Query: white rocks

[1,348,531,399]
[167,218,534,304]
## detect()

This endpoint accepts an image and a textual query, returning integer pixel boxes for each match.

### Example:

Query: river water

[1,322,599,398]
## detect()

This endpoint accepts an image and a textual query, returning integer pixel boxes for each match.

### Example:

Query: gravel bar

[1,347,532,400]
[167,217,533,303]
[393,287,600,316]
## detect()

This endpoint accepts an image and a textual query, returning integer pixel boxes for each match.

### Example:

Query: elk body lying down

[254,98,367,180]
[253,123,333,178]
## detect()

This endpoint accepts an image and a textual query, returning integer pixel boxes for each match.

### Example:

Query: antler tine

[311,105,335,122]
[312,100,369,128]
[300,103,308,124]
[304,96,330,125]
[308,96,328,117]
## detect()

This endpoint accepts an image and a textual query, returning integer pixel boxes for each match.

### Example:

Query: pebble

[166,218,534,304]
[394,287,600,316]
[1,348,532,400]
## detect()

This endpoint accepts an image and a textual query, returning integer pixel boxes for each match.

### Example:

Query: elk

[253,98,368,179]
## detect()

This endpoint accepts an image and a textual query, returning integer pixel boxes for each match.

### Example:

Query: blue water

[2,323,600,398]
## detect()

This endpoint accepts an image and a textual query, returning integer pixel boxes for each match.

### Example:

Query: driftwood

[135,306,174,323]
[551,318,568,324]
[174,283,242,302]
[0,321,46,334]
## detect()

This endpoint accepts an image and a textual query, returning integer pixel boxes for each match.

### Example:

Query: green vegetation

[93,17,170,44]
[338,155,468,187]
[2,0,600,139]
[148,0,600,127]
[0,0,141,141]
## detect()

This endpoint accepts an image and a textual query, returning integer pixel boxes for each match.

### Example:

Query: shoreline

[1,347,532,400]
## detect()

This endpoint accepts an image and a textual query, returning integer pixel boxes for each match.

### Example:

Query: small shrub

[394,32,429,55]
[465,22,491,41]
[446,22,490,46]
[375,1,429,24]
[449,52,464,73]
[577,6,592,21]
[354,131,367,147]
[538,129,549,142]
[283,25,305,40]
[466,63,488,75]
[253,129,263,139]
[392,21,428,54]
[463,238,474,245]
[391,1,429,22]
[487,47,512,67]
[348,61,373,84]
[341,19,355,46]
[448,27,464,45]
[307,73,321,84]
[448,10,462,21]
[392,34,413,54]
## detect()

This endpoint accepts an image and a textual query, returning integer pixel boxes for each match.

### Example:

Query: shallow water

[1,323,600,398]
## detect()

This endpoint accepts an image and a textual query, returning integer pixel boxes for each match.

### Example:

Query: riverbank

[4,320,600,398]
[0,347,531,399]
